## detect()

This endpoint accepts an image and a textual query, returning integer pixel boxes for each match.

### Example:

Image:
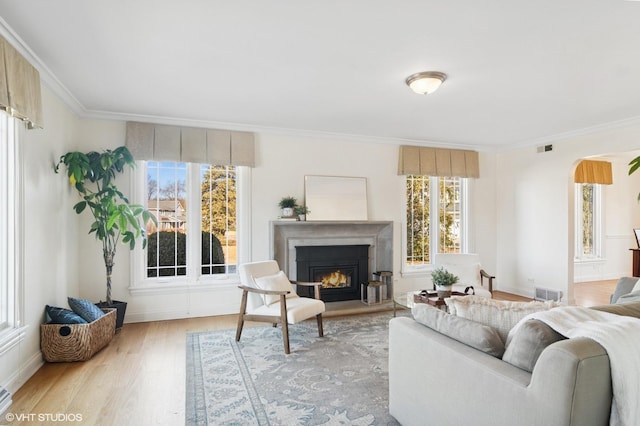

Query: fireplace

[295,245,369,302]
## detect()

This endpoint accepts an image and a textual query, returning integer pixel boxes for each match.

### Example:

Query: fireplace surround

[270,221,393,302]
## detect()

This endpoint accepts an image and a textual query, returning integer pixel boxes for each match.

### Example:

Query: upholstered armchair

[236,260,325,354]
[433,253,494,298]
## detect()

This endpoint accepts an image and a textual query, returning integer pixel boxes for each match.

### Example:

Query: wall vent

[534,287,562,302]
[536,144,553,153]
[0,386,12,415]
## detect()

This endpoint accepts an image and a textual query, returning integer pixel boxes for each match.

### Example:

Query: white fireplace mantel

[270,221,393,280]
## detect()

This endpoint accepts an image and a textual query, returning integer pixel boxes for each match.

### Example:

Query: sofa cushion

[445,295,560,342]
[502,319,566,372]
[412,303,505,358]
[253,270,296,305]
[590,301,640,318]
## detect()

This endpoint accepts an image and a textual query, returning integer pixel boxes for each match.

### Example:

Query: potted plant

[278,196,297,217]
[55,146,156,329]
[431,267,458,298]
[294,205,310,221]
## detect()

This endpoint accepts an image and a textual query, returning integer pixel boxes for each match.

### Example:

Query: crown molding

[0,17,86,116]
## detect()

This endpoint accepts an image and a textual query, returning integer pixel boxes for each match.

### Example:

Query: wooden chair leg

[280,295,290,354]
[235,290,249,342]
[316,313,324,337]
[235,315,245,342]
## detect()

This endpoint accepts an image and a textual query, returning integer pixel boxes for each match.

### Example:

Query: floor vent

[0,386,12,415]
[534,287,562,302]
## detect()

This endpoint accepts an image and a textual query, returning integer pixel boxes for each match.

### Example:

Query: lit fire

[319,270,349,288]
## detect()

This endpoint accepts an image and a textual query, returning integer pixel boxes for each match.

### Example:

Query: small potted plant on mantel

[294,205,310,221]
[431,267,458,298]
[55,146,156,330]
[279,196,297,218]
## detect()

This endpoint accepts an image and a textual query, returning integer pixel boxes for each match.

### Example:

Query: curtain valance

[0,36,43,129]
[397,145,479,178]
[125,122,255,167]
[574,160,612,185]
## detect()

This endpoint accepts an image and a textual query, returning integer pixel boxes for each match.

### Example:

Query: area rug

[186,312,403,425]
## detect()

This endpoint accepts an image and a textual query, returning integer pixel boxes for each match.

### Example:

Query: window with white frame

[575,183,602,259]
[0,113,22,344]
[405,175,468,270]
[132,160,248,288]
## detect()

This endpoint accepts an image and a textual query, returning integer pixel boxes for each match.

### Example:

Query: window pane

[146,162,188,277]
[581,184,595,256]
[438,177,461,254]
[201,165,237,275]
[406,175,430,265]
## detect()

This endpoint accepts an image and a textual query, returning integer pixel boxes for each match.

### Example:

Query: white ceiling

[2,0,640,149]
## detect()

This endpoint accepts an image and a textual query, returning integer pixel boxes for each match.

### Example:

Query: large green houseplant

[55,146,156,327]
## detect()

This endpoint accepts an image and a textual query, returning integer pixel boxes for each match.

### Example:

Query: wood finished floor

[5,281,617,425]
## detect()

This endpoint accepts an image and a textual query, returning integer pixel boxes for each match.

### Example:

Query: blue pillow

[67,297,105,323]
[45,305,87,324]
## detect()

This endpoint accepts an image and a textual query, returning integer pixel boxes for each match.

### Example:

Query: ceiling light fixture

[405,71,447,95]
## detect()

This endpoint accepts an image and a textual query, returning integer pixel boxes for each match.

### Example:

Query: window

[132,160,248,289]
[575,183,602,259]
[405,175,467,270]
[0,113,24,346]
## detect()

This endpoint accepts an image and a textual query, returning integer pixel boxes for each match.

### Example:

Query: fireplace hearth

[296,245,369,302]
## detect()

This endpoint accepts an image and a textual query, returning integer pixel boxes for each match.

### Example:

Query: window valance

[125,122,255,167]
[397,145,479,178]
[0,36,43,129]
[574,159,612,185]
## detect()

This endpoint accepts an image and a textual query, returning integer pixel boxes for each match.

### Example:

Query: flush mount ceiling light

[405,71,447,95]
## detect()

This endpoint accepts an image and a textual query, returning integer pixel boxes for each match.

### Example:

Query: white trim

[0,326,26,356]
[402,176,469,274]
[0,115,24,350]
[129,162,250,291]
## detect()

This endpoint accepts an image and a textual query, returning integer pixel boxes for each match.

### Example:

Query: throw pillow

[610,277,640,303]
[502,319,566,373]
[412,303,505,358]
[445,295,561,342]
[45,305,88,324]
[253,271,296,305]
[67,297,105,323]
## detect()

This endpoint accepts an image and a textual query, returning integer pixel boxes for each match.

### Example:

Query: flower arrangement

[431,267,458,288]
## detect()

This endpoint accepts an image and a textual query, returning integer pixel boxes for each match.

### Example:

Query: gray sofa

[388,279,640,426]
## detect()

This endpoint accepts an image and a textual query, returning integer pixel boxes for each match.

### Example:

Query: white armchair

[433,253,494,298]
[235,260,325,354]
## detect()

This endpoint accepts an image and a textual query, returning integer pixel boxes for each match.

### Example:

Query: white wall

[496,125,640,304]
[71,129,498,320]
[1,87,82,393]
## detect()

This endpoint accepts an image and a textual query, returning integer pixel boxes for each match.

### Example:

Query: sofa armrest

[389,317,611,426]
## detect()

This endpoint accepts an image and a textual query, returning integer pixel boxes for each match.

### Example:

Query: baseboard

[5,351,43,394]
[125,305,239,323]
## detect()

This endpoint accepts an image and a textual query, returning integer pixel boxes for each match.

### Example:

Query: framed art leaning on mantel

[304,175,368,221]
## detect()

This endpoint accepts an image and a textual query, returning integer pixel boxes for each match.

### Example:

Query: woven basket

[40,308,116,362]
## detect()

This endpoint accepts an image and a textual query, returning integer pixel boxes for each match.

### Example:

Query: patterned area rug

[186,312,403,425]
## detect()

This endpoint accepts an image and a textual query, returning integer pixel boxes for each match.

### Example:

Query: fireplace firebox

[295,245,369,302]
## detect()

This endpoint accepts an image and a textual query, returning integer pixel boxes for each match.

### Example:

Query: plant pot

[282,207,294,217]
[436,286,452,299]
[96,300,127,331]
